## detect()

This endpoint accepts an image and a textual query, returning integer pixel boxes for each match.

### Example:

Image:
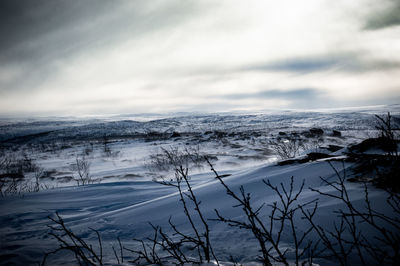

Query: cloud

[364,0,400,30]
[223,88,318,100]
[241,54,400,74]
[0,0,399,115]
[0,0,202,93]
[218,88,327,109]
[243,57,342,74]
[0,0,114,62]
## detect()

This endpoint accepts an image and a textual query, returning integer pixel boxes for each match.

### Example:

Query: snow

[0,105,399,265]
[0,159,394,265]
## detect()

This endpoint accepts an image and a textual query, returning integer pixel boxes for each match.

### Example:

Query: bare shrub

[348,112,400,190]
[43,160,400,265]
[301,162,400,265]
[21,152,38,172]
[70,156,92,186]
[147,145,206,172]
[207,158,316,265]
[302,137,324,153]
[0,152,38,175]
[132,166,219,264]
[269,137,303,159]
[0,166,49,197]
[44,166,219,265]
[41,212,104,266]
[83,142,94,156]
[0,152,47,196]
[33,166,45,192]
[0,175,23,197]
[100,135,120,158]
[208,158,400,265]
[102,134,110,155]
[375,112,399,156]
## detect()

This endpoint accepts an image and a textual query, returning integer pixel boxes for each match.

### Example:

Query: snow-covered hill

[0,106,399,265]
[0,156,397,265]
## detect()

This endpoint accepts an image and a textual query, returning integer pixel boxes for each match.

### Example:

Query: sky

[0,0,399,116]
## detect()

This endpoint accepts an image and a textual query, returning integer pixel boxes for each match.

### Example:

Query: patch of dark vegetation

[324,144,343,152]
[346,152,400,191]
[346,112,400,191]
[0,131,54,144]
[146,145,208,173]
[301,128,324,138]
[144,131,170,142]
[306,152,333,161]
[213,130,228,139]
[270,127,338,160]
[349,137,398,154]
[270,137,303,159]
[309,128,324,136]
[278,152,333,166]
[373,159,400,191]
[57,176,74,183]
[0,153,38,174]
[0,253,19,264]
[0,173,24,180]
[170,131,181,138]
[332,130,341,137]
[237,155,265,160]
[41,169,58,179]
[123,174,143,179]
[229,143,242,149]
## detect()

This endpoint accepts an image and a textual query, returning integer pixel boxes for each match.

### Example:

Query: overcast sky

[0,0,399,116]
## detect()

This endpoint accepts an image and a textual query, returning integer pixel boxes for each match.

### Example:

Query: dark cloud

[244,58,339,73]
[219,88,327,108]
[0,0,199,60]
[0,0,201,92]
[221,87,400,109]
[224,88,319,100]
[0,0,118,93]
[0,0,114,62]
[364,0,400,30]
[0,1,399,115]
[241,54,400,74]
[360,60,400,71]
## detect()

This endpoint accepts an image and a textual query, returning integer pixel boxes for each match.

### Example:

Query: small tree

[44,160,400,265]
[133,165,219,264]
[71,156,92,186]
[375,112,399,157]
[33,167,45,192]
[41,212,104,266]
[147,145,206,173]
[270,137,303,159]
[207,158,315,265]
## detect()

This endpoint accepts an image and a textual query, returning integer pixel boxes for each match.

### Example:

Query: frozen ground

[1,105,397,188]
[0,105,399,265]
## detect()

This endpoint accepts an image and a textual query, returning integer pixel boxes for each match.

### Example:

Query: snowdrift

[0,157,396,265]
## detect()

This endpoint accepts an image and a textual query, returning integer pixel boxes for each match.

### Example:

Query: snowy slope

[3,106,398,189]
[0,106,399,265]
[0,159,392,265]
